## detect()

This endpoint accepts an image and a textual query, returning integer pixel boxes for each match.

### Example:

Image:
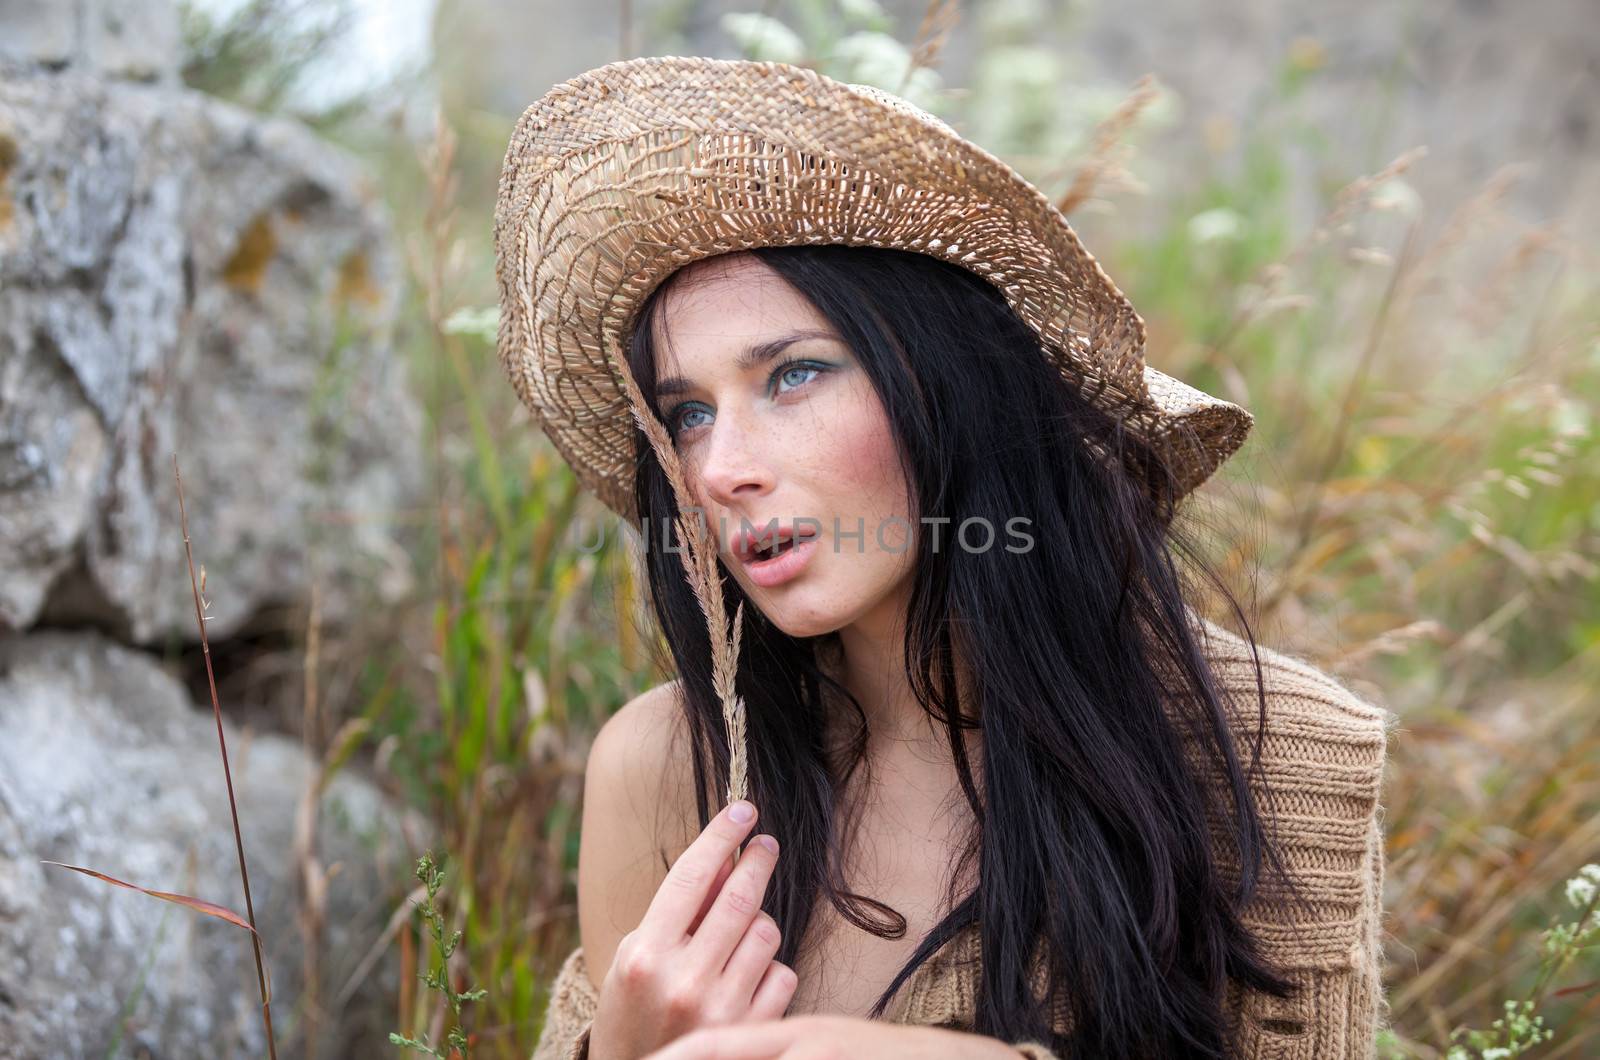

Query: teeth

[754,535,792,560]
[748,530,815,560]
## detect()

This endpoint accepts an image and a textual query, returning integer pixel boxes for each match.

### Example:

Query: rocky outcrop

[0,631,428,1058]
[0,2,431,1055]
[0,68,422,644]
[0,0,180,84]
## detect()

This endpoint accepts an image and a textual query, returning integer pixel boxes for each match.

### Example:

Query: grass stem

[173,453,278,1059]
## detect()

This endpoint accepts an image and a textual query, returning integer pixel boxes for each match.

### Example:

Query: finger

[688,849,738,936]
[746,960,798,1022]
[641,1020,800,1060]
[721,911,783,1006]
[686,833,780,972]
[783,1044,844,1060]
[637,800,759,944]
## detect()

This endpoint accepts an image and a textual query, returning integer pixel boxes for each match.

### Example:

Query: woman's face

[648,252,915,640]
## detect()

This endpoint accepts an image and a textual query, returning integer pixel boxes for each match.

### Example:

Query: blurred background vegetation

[174,0,1599,1055]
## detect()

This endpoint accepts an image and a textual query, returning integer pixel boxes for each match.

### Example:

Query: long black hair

[622,244,1308,1058]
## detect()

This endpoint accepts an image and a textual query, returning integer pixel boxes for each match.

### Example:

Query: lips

[732,523,819,564]
[733,523,821,589]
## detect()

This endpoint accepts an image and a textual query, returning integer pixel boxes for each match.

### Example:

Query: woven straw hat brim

[494,56,1252,523]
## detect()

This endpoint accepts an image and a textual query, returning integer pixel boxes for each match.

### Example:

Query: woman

[495,57,1393,1060]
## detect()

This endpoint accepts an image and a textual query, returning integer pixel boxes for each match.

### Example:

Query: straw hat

[493,55,1253,524]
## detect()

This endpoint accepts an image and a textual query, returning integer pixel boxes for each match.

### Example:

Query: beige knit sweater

[530,618,1396,1060]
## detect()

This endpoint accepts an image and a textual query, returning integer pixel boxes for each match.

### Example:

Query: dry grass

[174,454,279,1057]
[1158,127,1600,1060]
[132,3,1600,1056]
[42,457,283,1057]
[380,41,1598,1060]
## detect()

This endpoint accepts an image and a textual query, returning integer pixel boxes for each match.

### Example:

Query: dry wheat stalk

[900,0,962,96]
[1055,74,1162,217]
[610,347,752,813]
[1264,145,1429,297]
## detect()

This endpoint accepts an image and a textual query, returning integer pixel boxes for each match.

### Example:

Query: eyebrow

[654,329,840,398]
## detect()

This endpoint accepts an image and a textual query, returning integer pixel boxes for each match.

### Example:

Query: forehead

[649,253,830,360]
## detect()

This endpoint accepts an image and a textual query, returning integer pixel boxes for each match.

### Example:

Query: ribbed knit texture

[530,617,1396,1059]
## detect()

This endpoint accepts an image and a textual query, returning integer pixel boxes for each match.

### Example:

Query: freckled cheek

[798,390,911,550]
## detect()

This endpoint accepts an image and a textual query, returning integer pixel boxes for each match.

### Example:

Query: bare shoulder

[576,679,702,990]
[584,678,697,804]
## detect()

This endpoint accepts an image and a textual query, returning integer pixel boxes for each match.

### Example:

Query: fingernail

[729,800,755,823]
[757,834,779,855]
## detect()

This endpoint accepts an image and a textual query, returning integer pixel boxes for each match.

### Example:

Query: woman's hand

[588,799,798,1060]
[638,1016,1031,1059]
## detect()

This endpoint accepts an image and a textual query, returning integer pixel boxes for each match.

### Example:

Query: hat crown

[494,55,1254,521]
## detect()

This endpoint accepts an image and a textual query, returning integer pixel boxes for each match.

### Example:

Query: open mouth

[739,525,819,564]
[753,534,802,560]
[736,524,821,588]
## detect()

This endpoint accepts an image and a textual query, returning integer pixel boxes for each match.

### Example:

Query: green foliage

[341,99,664,1056]
[171,2,1600,1056]
[1438,864,1599,1058]
[722,0,942,109]
[177,0,422,135]
[390,853,489,1059]
[179,0,347,112]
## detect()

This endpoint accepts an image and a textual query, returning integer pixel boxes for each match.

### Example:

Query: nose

[693,409,775,515]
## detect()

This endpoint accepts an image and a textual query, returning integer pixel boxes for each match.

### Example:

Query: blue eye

[665,358,832,441]
[772,359,828,394]
[669,403,712,437]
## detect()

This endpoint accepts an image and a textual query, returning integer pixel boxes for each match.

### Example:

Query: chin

[757,605,845,641]
[745,585,856,640]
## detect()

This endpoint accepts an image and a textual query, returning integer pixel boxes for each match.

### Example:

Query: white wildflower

[838,0,889,29]
[1188,207,1244,244]
[441,305,499,341]
[833,31,912,91]
[1567,863,1600,909]
[1553,396,1590,438]
[721,13,805,65]
[1370,177,1421,216]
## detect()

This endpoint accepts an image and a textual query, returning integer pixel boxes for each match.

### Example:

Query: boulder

[0,0,180,83]
[0,68,423,644]
[0,629,429,1059]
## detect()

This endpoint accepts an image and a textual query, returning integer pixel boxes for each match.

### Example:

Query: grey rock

[0,0,180,83]
[0,69,424,643]
[0,629,428,1059]
[85,0,182,83]
[0,1,79,73]
[0,302,108,632]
